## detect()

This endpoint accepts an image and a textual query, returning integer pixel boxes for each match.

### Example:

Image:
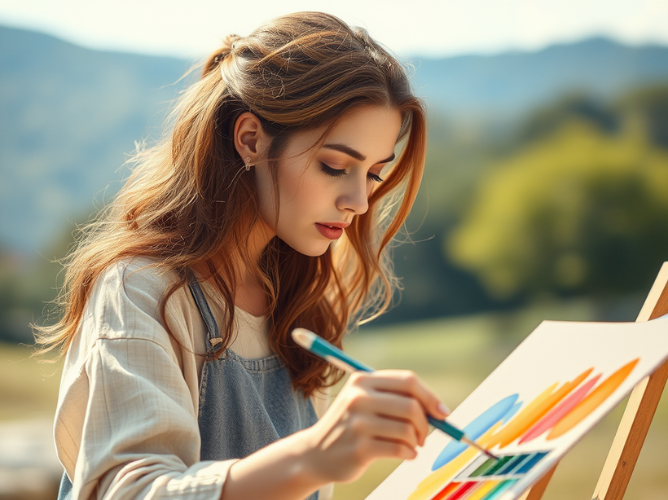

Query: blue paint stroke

[432,394,521,470]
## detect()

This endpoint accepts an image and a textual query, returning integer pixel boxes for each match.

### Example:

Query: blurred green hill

[2,25,668,342]
[447,117,668,299]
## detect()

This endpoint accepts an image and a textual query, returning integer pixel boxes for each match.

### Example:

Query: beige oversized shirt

[55,257,332,500]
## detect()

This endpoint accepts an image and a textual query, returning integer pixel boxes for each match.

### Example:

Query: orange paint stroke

[489,368,593,449]
[519,373,601,444]
[408,422,504,500]
[548,359,640,440]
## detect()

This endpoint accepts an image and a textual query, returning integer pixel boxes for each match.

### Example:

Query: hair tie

[218,34,242,83]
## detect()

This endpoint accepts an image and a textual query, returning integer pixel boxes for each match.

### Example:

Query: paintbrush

[291,328,499,461]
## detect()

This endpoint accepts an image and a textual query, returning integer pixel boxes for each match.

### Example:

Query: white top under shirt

[54,257,332,500]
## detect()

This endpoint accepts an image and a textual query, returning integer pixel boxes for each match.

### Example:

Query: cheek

[366,180,375,198]
[278,168,327,215]
[254,168,279,227]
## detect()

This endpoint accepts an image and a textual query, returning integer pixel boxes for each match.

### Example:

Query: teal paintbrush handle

[310,334,466,443]
[311,335,374,372]
[428,416,465,441]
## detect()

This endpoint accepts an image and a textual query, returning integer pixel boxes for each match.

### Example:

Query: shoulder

[61,257,192,400]
[85,256,189,344]
[97,256,178,301]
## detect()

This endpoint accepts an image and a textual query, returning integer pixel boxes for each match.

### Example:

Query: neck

[231,219,276,317]
[200,219,276,316]
[246,219,276,266]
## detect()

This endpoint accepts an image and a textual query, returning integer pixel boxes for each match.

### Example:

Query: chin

[279,238,331,257]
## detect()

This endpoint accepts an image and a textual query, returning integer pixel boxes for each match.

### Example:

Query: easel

[519,263,668,500]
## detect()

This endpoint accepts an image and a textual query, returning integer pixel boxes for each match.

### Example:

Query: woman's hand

[301,370,450,484]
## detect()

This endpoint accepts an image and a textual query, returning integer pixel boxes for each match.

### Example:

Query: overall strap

[186,269,224,355]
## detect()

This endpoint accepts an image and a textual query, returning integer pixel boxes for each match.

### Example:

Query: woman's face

[254,105,403,257]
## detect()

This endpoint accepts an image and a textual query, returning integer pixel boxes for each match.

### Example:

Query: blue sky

[1,0,667,58]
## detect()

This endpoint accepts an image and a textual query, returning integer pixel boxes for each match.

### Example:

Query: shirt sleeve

[311,387,334,500]
[54,261,237,500]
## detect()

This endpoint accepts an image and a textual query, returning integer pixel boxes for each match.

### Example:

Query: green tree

[447,121,668,299]
[617,84,668,149]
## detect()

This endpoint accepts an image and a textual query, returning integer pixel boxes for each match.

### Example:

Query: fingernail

[438,402,451,416]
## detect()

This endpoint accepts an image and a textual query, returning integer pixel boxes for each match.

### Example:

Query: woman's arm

[55,261,238,500]
[221,370,449,500]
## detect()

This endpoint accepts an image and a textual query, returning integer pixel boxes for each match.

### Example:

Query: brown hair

[34,12,426,397]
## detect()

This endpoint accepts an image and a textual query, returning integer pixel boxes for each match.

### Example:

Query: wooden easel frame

[519,262,668,500]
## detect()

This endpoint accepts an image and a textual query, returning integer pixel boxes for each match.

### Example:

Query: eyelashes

[367,172,384,183]
[319,162,346,178]
[319,162,384,183]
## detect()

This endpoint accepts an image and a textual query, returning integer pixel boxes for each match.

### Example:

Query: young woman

[37,12,450,500]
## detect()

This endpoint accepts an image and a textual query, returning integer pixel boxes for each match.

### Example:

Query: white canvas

[365,316,668,500]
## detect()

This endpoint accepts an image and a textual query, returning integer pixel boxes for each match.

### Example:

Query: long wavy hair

[34,12,427,397]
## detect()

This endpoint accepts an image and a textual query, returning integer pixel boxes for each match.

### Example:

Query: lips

[315,222,348,240]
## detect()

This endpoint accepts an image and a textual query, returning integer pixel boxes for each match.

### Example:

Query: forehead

[285,105,403,160]
[325,106,403,151]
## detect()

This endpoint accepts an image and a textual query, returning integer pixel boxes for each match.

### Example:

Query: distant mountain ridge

[1,26,190,253]
[411,37,668,118]
[2,25,668,253]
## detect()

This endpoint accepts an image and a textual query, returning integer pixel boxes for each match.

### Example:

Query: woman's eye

[367,172,384,183]
[320,162,384,183]
[320,162,346,177]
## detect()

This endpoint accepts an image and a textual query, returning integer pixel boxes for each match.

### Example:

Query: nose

[337,175,369,215]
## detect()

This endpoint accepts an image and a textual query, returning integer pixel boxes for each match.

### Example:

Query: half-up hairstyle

[34,12,427,397]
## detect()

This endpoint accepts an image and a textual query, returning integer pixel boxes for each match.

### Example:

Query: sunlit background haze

[1,1,668,499]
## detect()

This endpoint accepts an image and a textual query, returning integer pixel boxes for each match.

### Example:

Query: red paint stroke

[519,374,601,444]
[447,482,479,500]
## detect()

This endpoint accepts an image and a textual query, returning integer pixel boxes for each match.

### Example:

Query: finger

[369,437,417,461]
[359,392,430,445]
[363,370,450,419]
[366,414,420,449]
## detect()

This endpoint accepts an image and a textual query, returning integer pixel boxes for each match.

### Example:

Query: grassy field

[0,343,62,421]
[1,297,666,499]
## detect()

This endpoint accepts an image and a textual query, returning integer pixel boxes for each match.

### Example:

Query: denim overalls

[57,274,320,500]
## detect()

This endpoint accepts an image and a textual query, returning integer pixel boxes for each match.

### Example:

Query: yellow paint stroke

[488,368,593,449]
[408,422,504,500]
[548,359,639,440]
[483,383,557,449]
[466,480,501,500]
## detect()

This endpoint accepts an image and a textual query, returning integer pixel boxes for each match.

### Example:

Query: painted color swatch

[456,452,548,481]
[501,455,531,474]
[482,456,514,476]
[484,480,518,500]
[416,452,549,500]
[515,453,549,474]
[447,482,478,500]
[496,454,529,475]
[466,481,501,500]
[470,459,497,477]
[431,482,460,500]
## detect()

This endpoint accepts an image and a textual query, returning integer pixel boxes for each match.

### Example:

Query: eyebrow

[322,143,395,165]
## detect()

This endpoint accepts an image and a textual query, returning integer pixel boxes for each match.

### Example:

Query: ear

[233,112,269,165]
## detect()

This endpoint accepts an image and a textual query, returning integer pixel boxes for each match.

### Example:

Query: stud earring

[244,157,255,171]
